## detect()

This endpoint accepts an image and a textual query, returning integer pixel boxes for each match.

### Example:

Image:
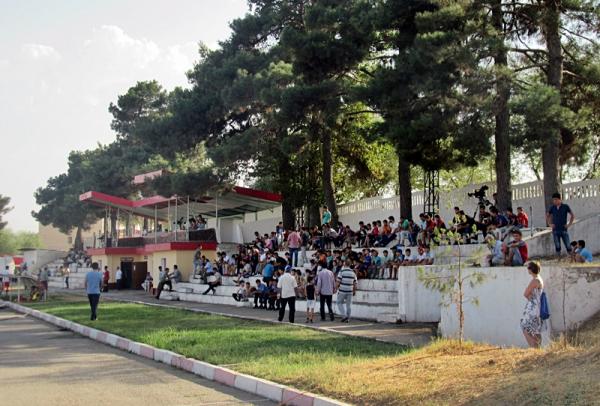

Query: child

[304,275,316,323]
[516,207,529,228]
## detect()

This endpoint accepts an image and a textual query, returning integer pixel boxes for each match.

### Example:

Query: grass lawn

[24,296,600,405]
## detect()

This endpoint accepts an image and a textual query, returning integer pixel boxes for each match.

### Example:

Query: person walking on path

[84,262,102,321]
[316,266,336,321]
[546,192,575,257]
[520,262,544,348]
[277,266,298,323]
[336,260,357,323]
[115,266,123,290]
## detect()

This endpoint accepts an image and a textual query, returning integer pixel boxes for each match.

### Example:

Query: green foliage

[0,195,12,231]
[0,229,42,255]
[417,229,488,344]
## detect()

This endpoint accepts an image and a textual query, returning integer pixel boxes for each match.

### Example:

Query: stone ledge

[1,300,350,406]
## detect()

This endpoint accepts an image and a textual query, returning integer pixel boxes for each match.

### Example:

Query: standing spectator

[1,266,9,295]
[169,265,182,286]
[304,275,316,323]
[102,266,110,292]
[115,266,123,290]
[336,259,357,323]
[64,266,70,289]
[39,266,49,301]
[155,266,172,299]
[322,206,332,226]
[520,262,544,348]
[287,229,301,267]
[84,263,102,321]
[546,192,575,257]
[277,266,298,323]
[316,266,336,321]
[193,247,202,276]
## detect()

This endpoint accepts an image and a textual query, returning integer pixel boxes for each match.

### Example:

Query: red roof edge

[233,186,282,202]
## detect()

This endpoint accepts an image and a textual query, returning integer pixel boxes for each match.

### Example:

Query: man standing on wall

[84,262,102,321]
[546,192,575,258]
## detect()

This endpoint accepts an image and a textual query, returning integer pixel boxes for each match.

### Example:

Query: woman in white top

[520,262,544,348]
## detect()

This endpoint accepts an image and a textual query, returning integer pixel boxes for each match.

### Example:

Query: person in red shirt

[102,266,110,292]
[506,229,528,266]
[516,207,529,228]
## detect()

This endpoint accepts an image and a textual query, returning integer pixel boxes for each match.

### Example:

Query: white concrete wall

[22,249,66,272]
[439,266,600,347]
[399,266,442,323]
[527,213,600,258]
[233,179,600,244]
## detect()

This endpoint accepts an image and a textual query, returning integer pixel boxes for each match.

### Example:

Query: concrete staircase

[158,275,401,323]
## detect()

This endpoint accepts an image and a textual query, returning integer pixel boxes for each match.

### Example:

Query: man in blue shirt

[546,192,575,256]
[84,262,103,321]
[262,258,275,283]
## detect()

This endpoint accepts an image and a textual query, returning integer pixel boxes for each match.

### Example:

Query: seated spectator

[369,249,382,279]
[378,219,395,247]
[417,245,435,265]
[389,249,403,279]
[516,207,529,228]
[232,281,249,302]
[142,271,153,292]
[379,249,393,279]
[505,229,528,266]
[485,235,505,266]
[253,279,268,309]
[574,240,593,263]
[506,207,519,228]
[402,248,416,266]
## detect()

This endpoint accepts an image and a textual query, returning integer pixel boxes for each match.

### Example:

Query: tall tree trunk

[321,129,338,227]
[279,157,297,230]
[541,0,563,209]
[306,202,320,228]
[398,157,413,220]
[492,0,512,212]
[74,226,83,251]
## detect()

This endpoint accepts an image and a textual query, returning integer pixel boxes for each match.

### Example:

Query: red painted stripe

[87,242,217,256]
[233,186,282,202]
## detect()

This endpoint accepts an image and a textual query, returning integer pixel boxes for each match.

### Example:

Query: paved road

[0,307,274,406]
[62,289,434,347]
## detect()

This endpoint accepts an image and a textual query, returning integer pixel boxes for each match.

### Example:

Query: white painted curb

[2,300,349,406]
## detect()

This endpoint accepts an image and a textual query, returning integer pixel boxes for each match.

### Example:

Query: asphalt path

[0,306,274,406]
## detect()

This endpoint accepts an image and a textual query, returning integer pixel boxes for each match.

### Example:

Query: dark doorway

[132,262,148,290]
[120,261,133,289]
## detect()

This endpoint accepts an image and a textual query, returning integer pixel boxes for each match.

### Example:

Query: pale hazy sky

[0,0,248,232]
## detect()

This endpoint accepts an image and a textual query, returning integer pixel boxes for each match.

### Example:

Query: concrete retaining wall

[439,266,600,347]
